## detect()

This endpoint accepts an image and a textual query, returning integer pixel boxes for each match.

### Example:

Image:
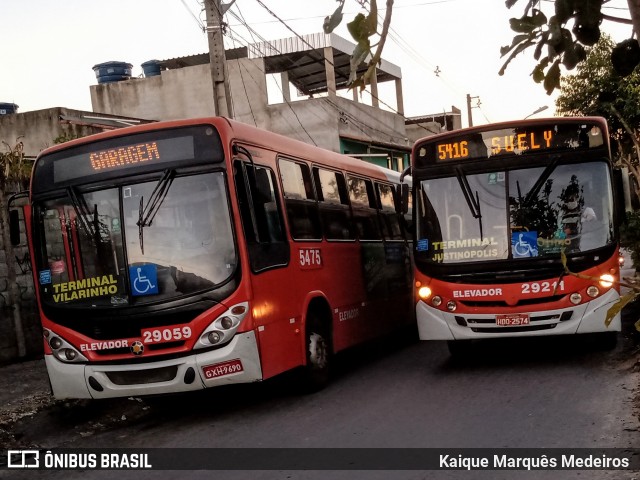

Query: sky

[1,0,635,128]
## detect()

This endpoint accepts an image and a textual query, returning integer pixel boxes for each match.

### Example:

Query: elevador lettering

[52,274,118,303]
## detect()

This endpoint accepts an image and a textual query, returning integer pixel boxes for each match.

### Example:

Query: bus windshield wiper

[137,169,176,254]
[66,186,98,242]
[455,167,484,239]
[522,159,558,207]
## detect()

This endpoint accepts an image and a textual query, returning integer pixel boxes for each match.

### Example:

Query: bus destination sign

[416,122,604,166]
[89,142,161,172]
[53,135,195,183]
[436,130,554,161]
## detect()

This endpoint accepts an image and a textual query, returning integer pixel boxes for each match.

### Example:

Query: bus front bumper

[416,288,622,341]
[45,331,263,399]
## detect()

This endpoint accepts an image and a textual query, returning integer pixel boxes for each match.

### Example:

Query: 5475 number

[299,248,322,269]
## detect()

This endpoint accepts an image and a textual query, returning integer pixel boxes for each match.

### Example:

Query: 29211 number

[521,280,565,294]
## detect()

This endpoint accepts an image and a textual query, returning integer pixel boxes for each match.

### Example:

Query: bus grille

[459,294,566,308]
[471,324,557,333]
[104,366,179,385]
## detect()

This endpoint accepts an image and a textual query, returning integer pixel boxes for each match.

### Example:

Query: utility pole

[204,0,234,118]
[466,93,480,127]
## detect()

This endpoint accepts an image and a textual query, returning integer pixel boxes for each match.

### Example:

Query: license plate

[202,359,244,379]
[496,313,530,326]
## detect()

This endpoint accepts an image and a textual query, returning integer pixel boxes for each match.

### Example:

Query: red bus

[409,117,625,354]
[11,117,413,399]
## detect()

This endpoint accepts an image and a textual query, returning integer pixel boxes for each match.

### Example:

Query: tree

[328,1,640,95]
[323,0,394,91]
[501,0,640,94]
[555,33,640,202]
[0,140,33,358]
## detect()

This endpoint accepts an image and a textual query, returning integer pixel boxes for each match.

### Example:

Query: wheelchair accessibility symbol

[511,231,539,258]
[129,264,159,296]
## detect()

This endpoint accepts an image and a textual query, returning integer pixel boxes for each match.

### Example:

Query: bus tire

[301,309,331,392]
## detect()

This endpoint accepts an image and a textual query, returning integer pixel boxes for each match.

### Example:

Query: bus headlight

[418,286,432,300]
[196,301,249,349]
[207,331,223,345]
[432,296,442,307]
[599,274,615,288]
[44,328,88,364]
[63,349,78,361]
[586,286,600,298]
[570,293,582,305]
[446,300,457,312]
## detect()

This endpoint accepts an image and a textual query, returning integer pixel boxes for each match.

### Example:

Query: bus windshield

[416,161,614,264]
[35,171,237,307]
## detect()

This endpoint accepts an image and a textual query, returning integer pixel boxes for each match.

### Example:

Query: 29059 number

[141,325,192,344]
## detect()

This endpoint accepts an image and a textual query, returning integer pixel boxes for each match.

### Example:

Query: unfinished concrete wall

[0,107,105,158]
[90,58,270,124]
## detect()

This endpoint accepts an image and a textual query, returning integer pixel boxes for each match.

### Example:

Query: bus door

[233,158,301,379]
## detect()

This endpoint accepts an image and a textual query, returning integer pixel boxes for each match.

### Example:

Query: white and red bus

[409,117,625,354]
[11,117,413,399]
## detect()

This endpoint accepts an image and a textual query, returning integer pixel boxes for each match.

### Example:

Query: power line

[179,0,206,32]
[225,5,318,145]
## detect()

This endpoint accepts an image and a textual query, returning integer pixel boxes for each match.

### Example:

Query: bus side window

[279,158,322,241]
[376,182,404,241]
[404,189,414,235]
[313,167,355,240]
[234,160,289,273]
[347,175,382,241]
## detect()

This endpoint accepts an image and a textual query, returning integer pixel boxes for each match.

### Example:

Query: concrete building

[0,108,153,159]
[90,32,460,172]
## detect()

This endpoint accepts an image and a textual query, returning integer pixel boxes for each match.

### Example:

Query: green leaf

[555,0,575,24]
[534,31,549,60]
[348,40,371,87]
[509,10,546,34]
[498,39,536,75]
[531,9,548,27]
[532,57,550,83]
[347,13,370,43]
[605,291,638,327]
[364,0,378,36]
[563,42,586,70]
[509,17,535,34]
[543,59,561,94]
[502,34,531,56]
[323,3,344,34]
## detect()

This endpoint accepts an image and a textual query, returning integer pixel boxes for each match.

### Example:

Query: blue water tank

[92,61,133,84]
[0,103,18,115]
[141,60,163,77]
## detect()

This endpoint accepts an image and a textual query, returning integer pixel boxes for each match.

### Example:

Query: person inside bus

[560,184,596,252]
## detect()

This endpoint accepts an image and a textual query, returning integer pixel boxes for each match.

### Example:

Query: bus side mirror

[396,183,409,215]
[9,209,21,245]
[613,168,629,226]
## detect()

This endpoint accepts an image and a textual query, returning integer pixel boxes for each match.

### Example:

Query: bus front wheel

[301,310,331,392]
